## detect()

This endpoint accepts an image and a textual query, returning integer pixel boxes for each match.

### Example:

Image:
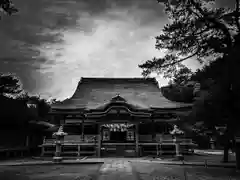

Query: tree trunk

[225,39,240,166]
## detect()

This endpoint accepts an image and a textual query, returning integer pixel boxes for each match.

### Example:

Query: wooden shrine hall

[41,77,196,157]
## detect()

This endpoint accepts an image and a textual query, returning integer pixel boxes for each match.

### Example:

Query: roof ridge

[80,77,157,81]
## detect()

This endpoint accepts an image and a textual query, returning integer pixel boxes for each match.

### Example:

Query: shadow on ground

[0,164,101,180]
[132,162,240,180]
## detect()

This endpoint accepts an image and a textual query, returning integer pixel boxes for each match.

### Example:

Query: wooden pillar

[81,119,85,141]
[25,135,29,147]
[97,124,102,157]
[151,119,156,141]
[60,115,65,125]
[77,145,81,157]
[135,123,139,157]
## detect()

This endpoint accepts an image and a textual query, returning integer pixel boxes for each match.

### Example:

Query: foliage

[161,84,194,103]
[160,65,195,103]
[189,58,230,124]
[139,0,240,133]
[139,0,240,78]
[169,65,193,85]
[17,93,51,119]
[0,73,23,97]
[0,95,28,124]
[0,0,18,18]
[160,56,232,147]
[0,72,51,124]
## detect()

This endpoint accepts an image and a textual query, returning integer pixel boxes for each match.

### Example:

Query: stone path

[97,160,137,180]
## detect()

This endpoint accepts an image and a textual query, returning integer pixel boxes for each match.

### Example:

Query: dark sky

[0,0,235,100]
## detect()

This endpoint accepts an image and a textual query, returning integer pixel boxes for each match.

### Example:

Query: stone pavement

[97,160,137,180]
[0,157,236,169]
[194,149,235,155]
[0,157,104,166]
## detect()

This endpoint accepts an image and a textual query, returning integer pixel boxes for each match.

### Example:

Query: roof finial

[111,93,126,102]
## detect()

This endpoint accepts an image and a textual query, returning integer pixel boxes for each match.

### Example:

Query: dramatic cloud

[3,0,226,100]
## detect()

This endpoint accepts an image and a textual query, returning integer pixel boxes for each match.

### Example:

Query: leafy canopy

[0,73,23,97]
[139,0,240,77]
[0,0,18,18]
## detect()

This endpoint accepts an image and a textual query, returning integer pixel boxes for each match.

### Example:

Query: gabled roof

[51,77,192,110]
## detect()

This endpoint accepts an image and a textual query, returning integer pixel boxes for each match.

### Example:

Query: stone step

[97,160,137,180]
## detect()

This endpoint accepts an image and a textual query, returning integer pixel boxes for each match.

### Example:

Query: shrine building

[41,77,196,157]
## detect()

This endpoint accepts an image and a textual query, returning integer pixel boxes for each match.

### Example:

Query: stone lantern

[170,125,184,160]
[52,126,67,163]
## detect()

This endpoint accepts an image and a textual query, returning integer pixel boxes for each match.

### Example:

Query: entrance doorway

[110,131,127,142]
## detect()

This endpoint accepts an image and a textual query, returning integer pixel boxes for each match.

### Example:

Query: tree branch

[189,0,233,51]
[160,49,199,68]
[235,0,240,32]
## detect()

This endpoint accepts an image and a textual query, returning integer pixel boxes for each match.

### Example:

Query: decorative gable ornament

[110,94,126,103]
[102,123,134,132]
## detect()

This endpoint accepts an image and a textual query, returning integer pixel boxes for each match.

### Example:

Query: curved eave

[150,104,192,111]
[85,112,151,118]
[49,108,85,115]
[51,108,85,111]
[85,106,151,117]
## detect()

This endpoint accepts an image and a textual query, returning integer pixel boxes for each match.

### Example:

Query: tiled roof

[51,77,192,110]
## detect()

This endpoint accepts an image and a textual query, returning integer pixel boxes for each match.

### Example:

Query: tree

[139,0,239,75]
[165,56,234,160]
[0,73,23,97]
[17,94,51,119]
[161,85,194,103]
[139,0,240,163]
[172,66,193,85]
[0,95,29,125]
[0,0,18,18]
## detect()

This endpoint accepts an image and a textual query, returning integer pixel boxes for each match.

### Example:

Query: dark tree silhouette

[0,0,18,18]
[0,73,23,97]
[139,0,240,163]
[139,0,239,77]
[17,93,51,119]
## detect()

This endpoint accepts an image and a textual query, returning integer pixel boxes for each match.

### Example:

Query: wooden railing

[40,135,196,157]
[43,135,193,144]
[40,135,99,157]
[139,134,193,144]
[42,135,98,145]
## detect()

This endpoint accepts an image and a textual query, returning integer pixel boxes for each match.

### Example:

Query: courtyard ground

[0,164,101,180]
[155,152,236,164]
[0,159,240,180]
[132,161,240,180]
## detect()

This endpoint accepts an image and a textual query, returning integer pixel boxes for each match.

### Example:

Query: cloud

[35,3,168,99]
[0,0,85,95]
[0,0,199,100]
